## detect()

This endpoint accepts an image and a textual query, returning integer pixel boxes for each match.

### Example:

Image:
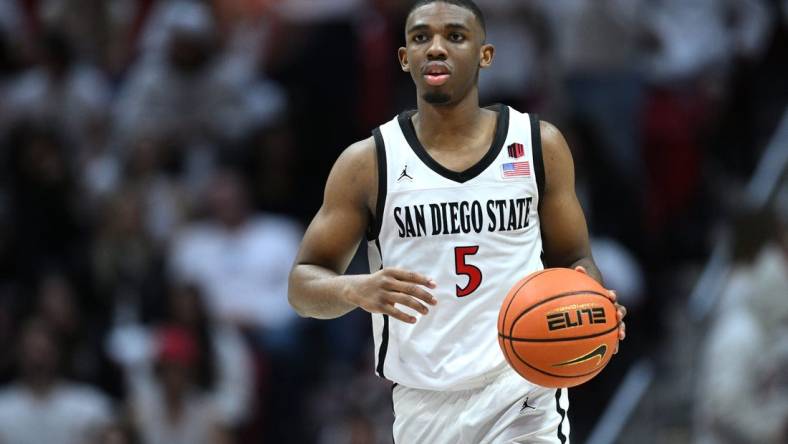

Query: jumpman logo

[397,164,414,182]
[520,397,536,413]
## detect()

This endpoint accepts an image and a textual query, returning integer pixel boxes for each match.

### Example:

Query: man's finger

[382,304,417,324]
[389,279,438,306]
[617,305,627,320]
[389,292,429,315]
[574,266,588,275]
[619,322,626,340]
[388,267,437,289]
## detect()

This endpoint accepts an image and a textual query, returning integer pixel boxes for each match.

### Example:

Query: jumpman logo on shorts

[398,164,414,182]
[520,397,536,413]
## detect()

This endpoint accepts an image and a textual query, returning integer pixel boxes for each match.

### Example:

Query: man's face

[399,2,493,106]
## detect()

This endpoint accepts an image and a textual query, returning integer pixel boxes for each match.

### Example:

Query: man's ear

[480,43,495,69]
[398,47,410,72]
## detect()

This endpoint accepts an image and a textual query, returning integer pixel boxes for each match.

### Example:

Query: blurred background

[0,0,786,443]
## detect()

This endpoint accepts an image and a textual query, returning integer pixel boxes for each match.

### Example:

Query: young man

[288,1,627,442]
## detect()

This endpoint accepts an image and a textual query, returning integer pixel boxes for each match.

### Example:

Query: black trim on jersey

[397,104,510,184]
[375,238,384,265]
[367,128,387,241]
[556,389,567,443]
[530,114,545,210]
[532,114,546,270]
[377,314,390,378]
[374,238,389,379]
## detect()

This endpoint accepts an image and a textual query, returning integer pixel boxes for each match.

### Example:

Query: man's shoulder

[322,136,379,211]
[333,136,378,177]
[346,135,377,157]
[538,119,568,156]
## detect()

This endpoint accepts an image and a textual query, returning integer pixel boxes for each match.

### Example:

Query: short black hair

[408,0,486,34]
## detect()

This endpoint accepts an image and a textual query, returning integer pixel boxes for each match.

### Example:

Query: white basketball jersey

[367,105,546,391]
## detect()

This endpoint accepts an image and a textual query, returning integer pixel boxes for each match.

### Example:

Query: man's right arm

[287,138,437,323]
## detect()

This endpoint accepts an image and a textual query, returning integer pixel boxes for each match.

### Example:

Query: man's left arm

[537,120,627,343]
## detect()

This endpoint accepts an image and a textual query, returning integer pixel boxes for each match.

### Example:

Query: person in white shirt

[695,208,788,444]
[0,318,113,444]
[169,168,302,343]
[129,325,230,444]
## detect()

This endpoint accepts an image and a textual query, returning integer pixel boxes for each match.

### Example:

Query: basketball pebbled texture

[497,268,619,388]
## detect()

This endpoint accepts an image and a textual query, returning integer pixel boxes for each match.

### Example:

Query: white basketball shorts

[391,366,570,444]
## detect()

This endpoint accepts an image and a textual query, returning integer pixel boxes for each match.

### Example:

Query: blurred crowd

[0,0,786,443]
[694,207,788,444]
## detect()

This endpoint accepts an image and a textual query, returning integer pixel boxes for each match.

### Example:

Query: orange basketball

[497,268,619,388]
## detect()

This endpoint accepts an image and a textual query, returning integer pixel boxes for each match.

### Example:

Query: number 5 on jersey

[455,246,482,297]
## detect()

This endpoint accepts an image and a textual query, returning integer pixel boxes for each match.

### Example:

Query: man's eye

[413,34,428,43]
[449,33,464,42]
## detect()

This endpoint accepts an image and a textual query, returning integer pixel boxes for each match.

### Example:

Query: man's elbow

[288,294,309,318]
[291,304,312,319]
[287,272,310,318]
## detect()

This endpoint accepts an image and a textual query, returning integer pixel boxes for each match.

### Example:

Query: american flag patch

[501,161,531,178]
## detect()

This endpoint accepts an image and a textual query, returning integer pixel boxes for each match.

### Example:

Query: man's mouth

[425,73,450,86]
[423,64,451,86]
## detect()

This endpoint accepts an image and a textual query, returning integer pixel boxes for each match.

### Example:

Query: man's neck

[412,90,490,151]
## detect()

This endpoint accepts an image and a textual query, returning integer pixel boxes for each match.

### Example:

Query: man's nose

[426,36,448,60]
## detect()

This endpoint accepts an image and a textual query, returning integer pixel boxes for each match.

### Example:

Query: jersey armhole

[530,114,545,212]
[367,127,387,241]
[531,114,547,267]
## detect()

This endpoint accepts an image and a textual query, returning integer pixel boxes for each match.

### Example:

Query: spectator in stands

[114,0,256,190]
[169,168,302,349]
[551,0,647,182]
[92,187,164,323]
[638,0,772,264]
[0,318,114,444]
[169,167,303,441]
[129,325,230,444]
[2,27,111,156]
[545,0,650,249]
[166,283,252,428]
[694,207,788,443]
[121,133,191,245]
[36,272,105,384]
[35,0,119,69]
[475,0,553,109]
[107,283,253,436]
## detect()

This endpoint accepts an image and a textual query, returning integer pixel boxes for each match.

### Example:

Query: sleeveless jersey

[367,104,546,391]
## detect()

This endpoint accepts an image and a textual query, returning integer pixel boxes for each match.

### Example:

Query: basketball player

[288,1,626,442]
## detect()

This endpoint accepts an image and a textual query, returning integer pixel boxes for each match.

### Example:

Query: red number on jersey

[455,246,482,297]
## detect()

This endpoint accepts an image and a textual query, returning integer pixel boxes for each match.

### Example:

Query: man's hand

[345,268,438,324]
[575,266,627,353]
